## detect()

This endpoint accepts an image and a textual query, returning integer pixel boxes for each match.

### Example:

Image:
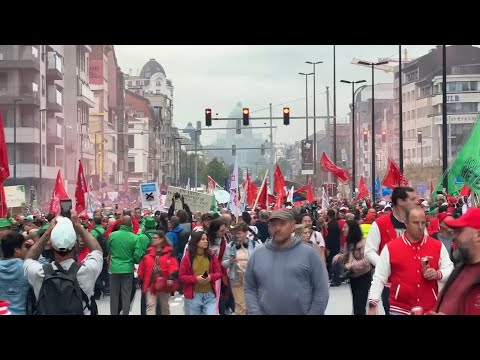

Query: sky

[115,45,440,146]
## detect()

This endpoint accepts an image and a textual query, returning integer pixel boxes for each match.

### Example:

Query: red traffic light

[205,108,212,127]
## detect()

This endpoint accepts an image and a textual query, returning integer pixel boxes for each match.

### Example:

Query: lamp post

[299,72,314,183]
[13,98,24,183]
[417,130,423,166]
[357,60,389,201]
[306,61,323,190]
[340,80,366,197]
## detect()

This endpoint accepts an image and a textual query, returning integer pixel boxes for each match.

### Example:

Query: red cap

[79,214,90,220]
[444,208,480,230]
[438,212,453,224]
[446,196,457,204]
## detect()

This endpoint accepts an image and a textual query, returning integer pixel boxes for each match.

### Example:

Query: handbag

[149,254,174,293]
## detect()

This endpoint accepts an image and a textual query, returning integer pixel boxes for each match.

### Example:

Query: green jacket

[91,225,106,239]
[107,225,137,274]
[135,230,154,263]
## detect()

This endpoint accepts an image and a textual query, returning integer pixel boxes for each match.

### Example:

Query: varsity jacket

[368,233,454,315]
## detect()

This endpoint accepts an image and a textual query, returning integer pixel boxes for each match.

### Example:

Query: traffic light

[232,144,236,156]
[205,108,212,127]
[261,143,265,155]
[283,107,290,125]
[243,108,250,126]
[417,130,422,144]
[363,129,368,143]
[382,129,387,143]
[30,186,36,202]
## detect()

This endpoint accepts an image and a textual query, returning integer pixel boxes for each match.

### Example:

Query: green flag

[212,193,219,213]
[435,117,480,196]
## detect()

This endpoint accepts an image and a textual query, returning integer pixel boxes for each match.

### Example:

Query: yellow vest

[360,223,372,239]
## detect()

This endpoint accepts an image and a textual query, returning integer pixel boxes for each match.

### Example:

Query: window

[128,81,132,86]
[41,75,45,96]
[56,148,63,166]
[470,82,478,91]
[128,135,134,148]
[128,157,135,172]
[156,80,161,87]
[128,124,134,128]
[447,82,456,93]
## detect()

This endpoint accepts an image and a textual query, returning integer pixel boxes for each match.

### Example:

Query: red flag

[320,152,351,183]
[274,164,286,210]
[430,180,434,199]
[356,176,369,200]
[307,183,314,203]
[247,182,258,207]
[257,179,268,209]
[381,157,409,189]
[75,161,88,213]
[208,176,217,191]
[0,185,7,218]
[0,112,10,185]
[49,170,69,215]
[460,184,471,198]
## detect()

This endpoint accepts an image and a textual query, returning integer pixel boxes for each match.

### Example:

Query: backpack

[35,261,97,315]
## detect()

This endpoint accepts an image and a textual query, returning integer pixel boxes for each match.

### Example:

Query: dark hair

[233,223,250,233]
[134,207,141,212]
[241,211,251,225]
[177,209,189,223]
[157,212,168,231]
[345,220,363,251]
[187,231,209,256]
[326,209,336,220]
[405,206,425,223]
[45,213,56,222]
[353,209,361,221]
[207,218,227,245]
[391,186,415,206]
[34,217,45,228]
[94,216,102,225]
[154,210,161,216]
[1,231,27,258]
[170,216,180,228]
[438,204,448,213]
[152,230,169,247]
[300,213,313,224]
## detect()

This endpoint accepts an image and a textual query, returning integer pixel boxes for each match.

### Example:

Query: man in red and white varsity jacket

[365,186,418,314]
[367,206,453,315]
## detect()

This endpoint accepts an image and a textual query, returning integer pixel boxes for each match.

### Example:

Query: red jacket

[137,246,179,293]
[388,234,442,314]
[179,250,222,300]
[376,213,399,255]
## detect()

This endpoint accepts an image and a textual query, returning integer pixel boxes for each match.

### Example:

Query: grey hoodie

[244,236,329,315]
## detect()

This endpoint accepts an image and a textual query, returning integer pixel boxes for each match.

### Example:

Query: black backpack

[35,261,97,315]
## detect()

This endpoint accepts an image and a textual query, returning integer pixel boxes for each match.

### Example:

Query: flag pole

[253,169,269,210]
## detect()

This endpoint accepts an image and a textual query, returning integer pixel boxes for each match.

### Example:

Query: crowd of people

[1,187,480,315]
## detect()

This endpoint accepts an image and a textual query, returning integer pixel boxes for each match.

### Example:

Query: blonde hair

[295,224,311,237]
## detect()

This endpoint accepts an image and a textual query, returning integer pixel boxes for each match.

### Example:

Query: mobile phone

[436,191,444,194]
[202,271,208,279]
[60,199,72,218]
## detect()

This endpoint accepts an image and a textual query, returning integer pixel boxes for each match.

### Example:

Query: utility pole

[326,86,331,185]
[442,45,448,190]
[194,129,198,190]
[270,103,274,192]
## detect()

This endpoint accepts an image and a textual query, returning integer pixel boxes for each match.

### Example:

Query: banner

[140,182,161,211]
[4,185,26,208]
[301,140,314,175]
[167,186,213,214]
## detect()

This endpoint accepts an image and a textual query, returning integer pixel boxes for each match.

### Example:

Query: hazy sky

[115,45,439,145]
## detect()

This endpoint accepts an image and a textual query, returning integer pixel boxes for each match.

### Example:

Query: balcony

[47,119,63,145]
[47,52,63,81]
[0,50,40,71]
[77,79,95,108]
[0,83,40,106]
[47,85,63,113]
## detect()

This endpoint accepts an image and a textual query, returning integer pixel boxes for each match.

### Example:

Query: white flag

[186,178,190,191]
[229,157,239,215]
[322,186,328,209]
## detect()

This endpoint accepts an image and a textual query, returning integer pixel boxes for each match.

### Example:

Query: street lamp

[357,60,388,201]
[417,130,423,166]
[299,72,313,183]
[340,80,366,197]
[13,98,24,183]
[306,61,323,190]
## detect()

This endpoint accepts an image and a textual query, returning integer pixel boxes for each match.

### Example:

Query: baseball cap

[269,210,295,222]
[201,212,215,221]
[25,215,34,221]
[79,213,90,220]
[50,217,77,252]
[379,201,386,206]
[0,218,11,228]
[438,212,453,224]
[444,207,480,230]
[421,200,429,207]
[144,216,157,229]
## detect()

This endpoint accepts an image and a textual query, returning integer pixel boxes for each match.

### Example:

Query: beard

[455,245,472,263]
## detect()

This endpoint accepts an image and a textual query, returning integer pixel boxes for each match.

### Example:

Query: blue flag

[375,176,381,197]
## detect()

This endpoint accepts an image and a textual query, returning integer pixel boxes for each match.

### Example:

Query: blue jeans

[185,292,216,315]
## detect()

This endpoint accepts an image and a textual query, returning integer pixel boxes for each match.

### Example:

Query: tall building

[124,59,178,185]
[1,45,64,203]
[394,45,480,166]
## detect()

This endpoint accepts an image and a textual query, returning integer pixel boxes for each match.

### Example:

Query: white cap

[421,200,429,207]
[51,217,77,252]
[379,201,386,206]
[384,204,392,209]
